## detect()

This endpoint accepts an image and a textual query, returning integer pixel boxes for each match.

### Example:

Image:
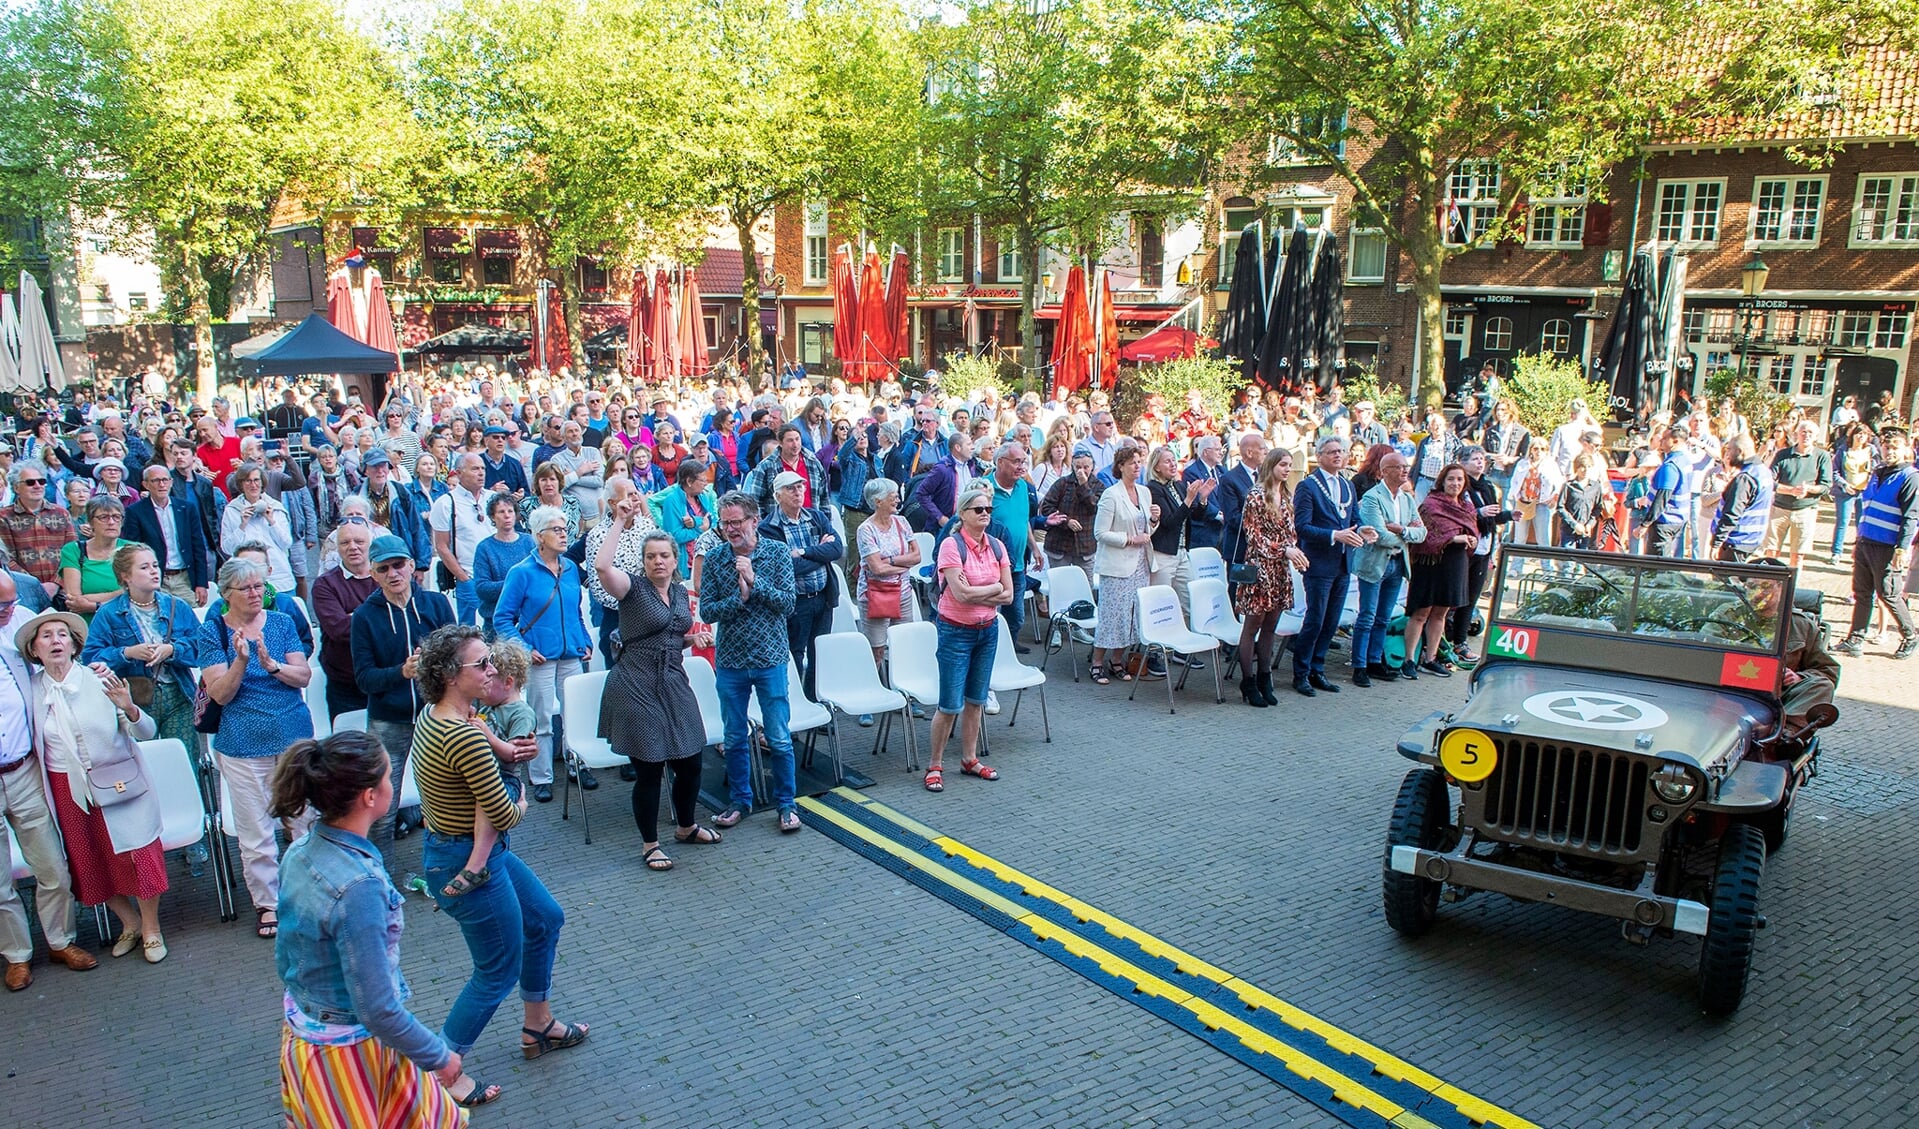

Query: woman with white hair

[492,505,591,799]
[220,464,296,591]
[923,479,1010,792]
[1087,446,1156,685]
[856,475,921,669]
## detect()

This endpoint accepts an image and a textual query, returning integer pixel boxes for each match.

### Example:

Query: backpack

[901,469,937,532]
[931,518,1007,599]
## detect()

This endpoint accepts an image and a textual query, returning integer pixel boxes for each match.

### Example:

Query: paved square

[2,556,1916,1128]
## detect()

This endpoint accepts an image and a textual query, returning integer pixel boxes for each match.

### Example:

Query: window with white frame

[1801,309,1832,345]
[1854,173,1919,245]
[936,227,964,282]
[1444,161,1502,245]
[1799,357,1828,397]
[127,292,148,311]
[1347,229,1387,284]
[1683,309,1707,340]
[1527,175,1589,248]
[1483,316,1514,351]
[997,237,1021,281]
[1655,179,1724,245]
[1834,310,1874,348]
[803,202,829,286]
[1704,349,1732,373]
[1444,309,1470,337]
[1539,319,1573,353]
[1766,356,1795,395]
[1266,109,1347,167]
[1750,175,1825,246]
[1876,310,1910,350]
[1706,309,1736,342]
[1217,198,1260,285]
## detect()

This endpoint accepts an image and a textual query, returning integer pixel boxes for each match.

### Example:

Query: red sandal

[923,766,944,792]
[960,759,1000,781]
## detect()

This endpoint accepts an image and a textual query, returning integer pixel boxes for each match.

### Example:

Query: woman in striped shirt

[412,624,588,1080]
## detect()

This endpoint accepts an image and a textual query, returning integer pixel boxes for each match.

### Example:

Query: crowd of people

[0,364,1910,1123]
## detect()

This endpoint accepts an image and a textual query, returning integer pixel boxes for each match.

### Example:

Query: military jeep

[1384,547,1836,1015]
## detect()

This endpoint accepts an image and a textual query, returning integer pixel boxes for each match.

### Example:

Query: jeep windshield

[1491,548,1790,657]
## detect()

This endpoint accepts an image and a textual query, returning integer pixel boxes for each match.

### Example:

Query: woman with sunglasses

[412,624,584,1085]
[614,408,652,454]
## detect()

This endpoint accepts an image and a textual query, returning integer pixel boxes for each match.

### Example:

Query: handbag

[1229,562,1262,585]
[865,578,903,619]
[74,696,149,806]
[193,616,231,735]
[125,593,171,707]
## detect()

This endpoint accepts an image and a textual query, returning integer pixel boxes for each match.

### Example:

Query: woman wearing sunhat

[17,609,169,962]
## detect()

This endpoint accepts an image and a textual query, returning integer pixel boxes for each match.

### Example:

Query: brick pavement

[2,536,1917,1127]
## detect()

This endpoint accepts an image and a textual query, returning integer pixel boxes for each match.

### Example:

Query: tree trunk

[180,241,217,406]
[735,208,764,380]
[559,270,587,372]
[1018,222,1040,397]
[1404,165,1451,408]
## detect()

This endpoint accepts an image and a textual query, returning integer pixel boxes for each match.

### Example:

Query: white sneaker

[984,693,1001,716]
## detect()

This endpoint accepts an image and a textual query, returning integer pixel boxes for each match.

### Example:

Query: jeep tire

[1698,822,1766,1016]
[1383,768,1449,937]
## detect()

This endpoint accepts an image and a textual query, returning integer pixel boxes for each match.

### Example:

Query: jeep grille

[1463,738,1657,862]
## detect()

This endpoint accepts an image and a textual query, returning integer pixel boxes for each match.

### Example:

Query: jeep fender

[1698,759,1789,814]
[1397,711,1449,764]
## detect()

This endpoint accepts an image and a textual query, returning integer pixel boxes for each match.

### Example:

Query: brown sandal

[442,867,490,898]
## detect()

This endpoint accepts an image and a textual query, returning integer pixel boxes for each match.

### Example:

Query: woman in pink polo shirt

[924,480,1013,793]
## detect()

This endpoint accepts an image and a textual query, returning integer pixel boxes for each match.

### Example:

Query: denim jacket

[276,823,451,1070]
[82,592,202,684]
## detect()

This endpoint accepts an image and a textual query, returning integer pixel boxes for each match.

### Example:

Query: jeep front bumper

[1389,845,1711,936]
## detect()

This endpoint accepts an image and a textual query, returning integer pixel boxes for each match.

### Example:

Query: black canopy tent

[234,312,400,414]
[408,325,531,359]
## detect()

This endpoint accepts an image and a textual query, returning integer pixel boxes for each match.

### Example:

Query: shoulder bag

[862,518,908,620]
[72,689,149,806]
[123,594,174,707]
[193,616,231,735]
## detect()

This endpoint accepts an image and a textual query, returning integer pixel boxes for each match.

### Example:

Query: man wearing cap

[359,450,423,567]
[0,573,100,989]
[641,394,675,437]
[350,534,456,865]
[757,469,842,699]
[126,463,208,604]
[430,451,494,624]
[480,425,529,496]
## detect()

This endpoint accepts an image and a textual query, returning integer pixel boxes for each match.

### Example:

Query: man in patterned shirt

[699,490,802,834]
[757,470,841,699]
[0,465,75,598]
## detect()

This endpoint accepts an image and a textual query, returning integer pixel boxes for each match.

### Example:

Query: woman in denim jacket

[271,729,494,1117]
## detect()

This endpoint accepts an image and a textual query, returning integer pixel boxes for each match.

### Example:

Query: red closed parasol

[854,249,888,384]
[1049,266,1091,394]
[627,268,649,378]
[1095,270,1120,390]
[832,246,858,368]
[658,269,680,379]
[678,273,709,378]
[883,248,910,370]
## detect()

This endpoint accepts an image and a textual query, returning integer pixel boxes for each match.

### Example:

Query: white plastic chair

[1276,566,1310,636]
[988,616,1049,742]
[555,670,628,842]
[885,620,940,754]
[1189,546,1225,585]
[748,658,841,784]
[830,563,861,635]
[812,631,916,771]
[1189,577,1242,650]
[143,738,233,921]
[334,710,368,733]
[683,656,728,749]
[1039,565,1098,681]
[397,749,421,810]
[1131,583,1223,712]
[305,662,333,740]
[908,532,937,584]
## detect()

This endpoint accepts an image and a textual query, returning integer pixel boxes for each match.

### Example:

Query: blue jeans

[934,618,997,714]
[1353,561,1405,668]
[454,578,480,625]
[1831,493,1857,555]
[421,832,565,1056]
[715,664,796,812]
[1293,567,1351,681]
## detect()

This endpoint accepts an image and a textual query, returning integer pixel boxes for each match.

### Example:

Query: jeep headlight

[1652,765,1697,804]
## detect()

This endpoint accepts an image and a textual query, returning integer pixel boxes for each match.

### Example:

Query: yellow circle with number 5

[1439,728,1498,783]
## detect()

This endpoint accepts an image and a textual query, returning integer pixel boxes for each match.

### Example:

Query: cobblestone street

[2,557,1915,1128]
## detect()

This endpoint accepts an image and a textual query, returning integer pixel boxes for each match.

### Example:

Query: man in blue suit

[1291,436,1374,696]
[125,462,209,603]
[1214,433,1268,572]
[1181,436,1229,551]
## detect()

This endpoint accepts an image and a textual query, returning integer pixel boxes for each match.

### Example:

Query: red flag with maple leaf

[1719,653,1780,691]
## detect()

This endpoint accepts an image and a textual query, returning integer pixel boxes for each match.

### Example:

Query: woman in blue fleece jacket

[492,506,593,798]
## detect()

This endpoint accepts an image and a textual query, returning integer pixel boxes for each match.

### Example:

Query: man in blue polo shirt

[988,442,1043,652]
[1638,425,1691,558]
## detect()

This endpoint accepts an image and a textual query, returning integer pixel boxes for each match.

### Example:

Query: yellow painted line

[806,793,1420,1125]
[830,788,1544,1129]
